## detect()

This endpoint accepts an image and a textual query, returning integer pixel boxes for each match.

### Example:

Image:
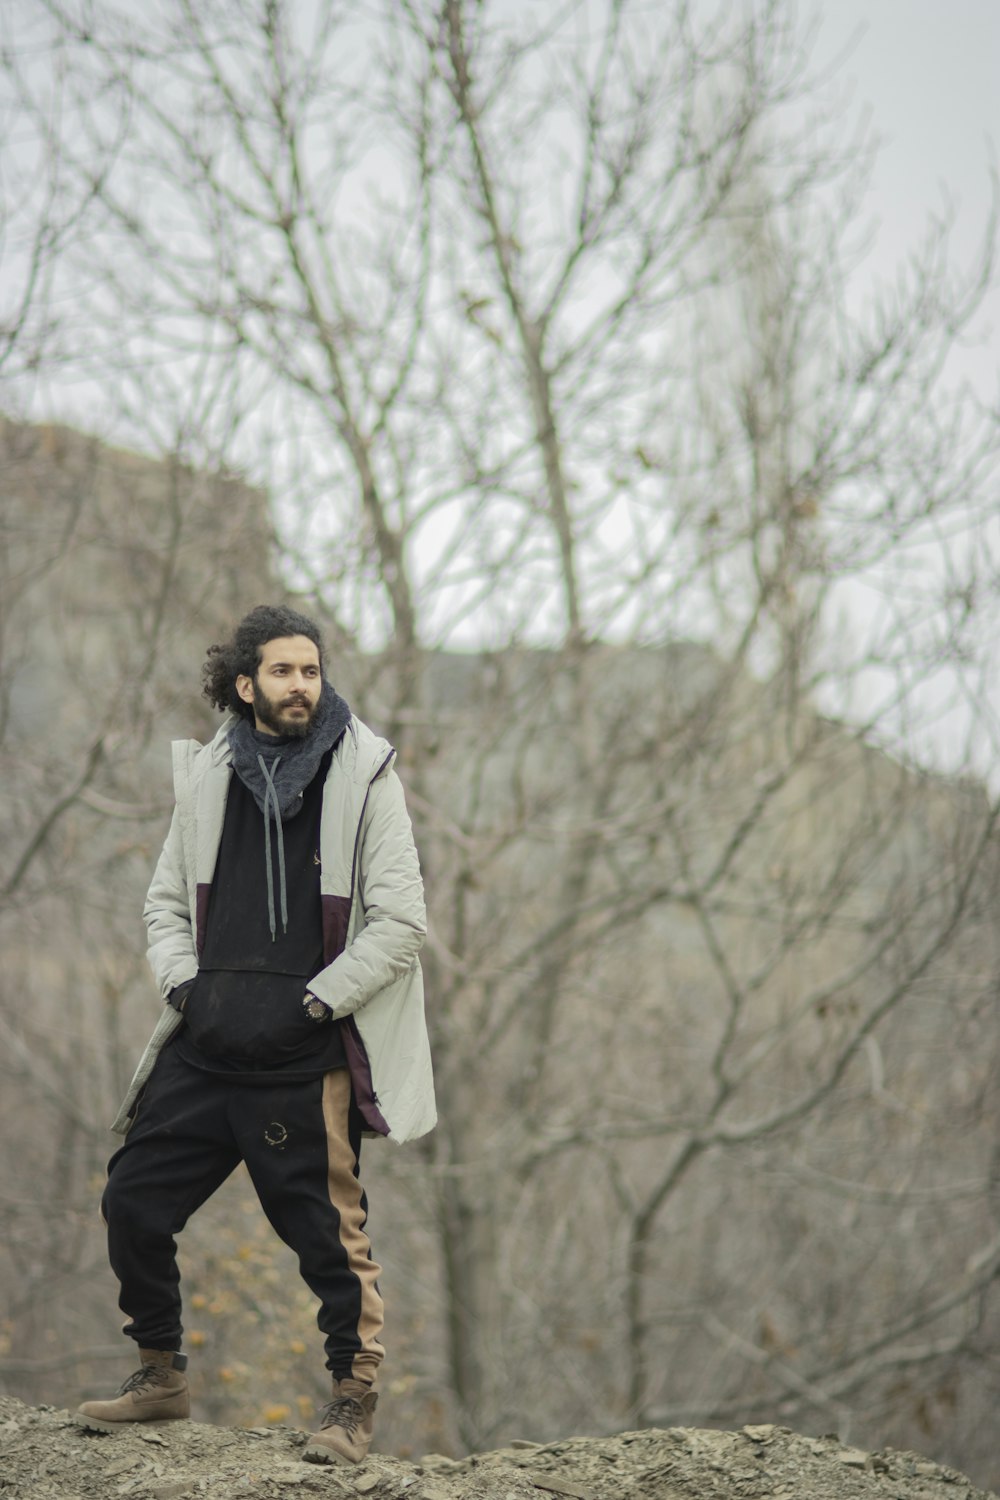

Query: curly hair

[201,604,326,721]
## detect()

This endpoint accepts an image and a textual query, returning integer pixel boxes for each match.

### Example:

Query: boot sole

[75,1413,189,1433]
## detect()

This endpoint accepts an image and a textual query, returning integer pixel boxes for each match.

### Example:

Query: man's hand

[168,979,196,1013]
[303,993,331,1023]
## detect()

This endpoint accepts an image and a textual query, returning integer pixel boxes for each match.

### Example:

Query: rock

[104,1454,146,1477]
[353,1475,382,1494]
[837,1446,871,1468]
[420,1455,463,1471]
[0,1394,994,1500]
[524,1474,597,1499]
[136,1428,169,1446]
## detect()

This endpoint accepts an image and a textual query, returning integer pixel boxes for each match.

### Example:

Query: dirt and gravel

[0,1396,994,1500]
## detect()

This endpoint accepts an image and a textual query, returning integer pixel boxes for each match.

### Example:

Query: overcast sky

[807,1,999,778]
[815,0,999,378]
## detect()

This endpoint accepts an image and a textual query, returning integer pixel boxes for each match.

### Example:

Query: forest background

[2,0,1000,1490]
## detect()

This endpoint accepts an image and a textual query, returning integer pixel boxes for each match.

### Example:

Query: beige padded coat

[111,715,436,1143]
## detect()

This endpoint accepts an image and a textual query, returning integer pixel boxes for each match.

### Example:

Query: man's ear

[235,674,255,706]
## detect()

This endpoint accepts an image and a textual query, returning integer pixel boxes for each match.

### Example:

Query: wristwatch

[303,994,329,1022]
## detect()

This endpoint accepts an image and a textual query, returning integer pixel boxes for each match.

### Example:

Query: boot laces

[119,1363,169,1396]
[319,1394,366,1435]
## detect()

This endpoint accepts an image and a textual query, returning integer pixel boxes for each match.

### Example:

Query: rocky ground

[0,1397,994,1500]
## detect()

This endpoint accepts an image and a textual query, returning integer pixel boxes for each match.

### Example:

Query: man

[77,604,435,1465]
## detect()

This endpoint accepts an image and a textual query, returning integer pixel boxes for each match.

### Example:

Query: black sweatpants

[102,1042,384,1383]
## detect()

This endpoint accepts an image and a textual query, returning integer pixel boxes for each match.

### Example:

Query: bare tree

[3,0,1000,1483]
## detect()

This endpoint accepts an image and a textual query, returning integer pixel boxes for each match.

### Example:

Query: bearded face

[236,635,323,738]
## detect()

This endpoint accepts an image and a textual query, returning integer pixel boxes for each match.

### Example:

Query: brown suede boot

[304,1377,378,1465]
[77,1349,189,1430]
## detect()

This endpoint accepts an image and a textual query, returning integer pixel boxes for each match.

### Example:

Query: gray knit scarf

[227,680,352,939]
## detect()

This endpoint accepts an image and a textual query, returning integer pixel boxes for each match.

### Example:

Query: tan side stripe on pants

[321,1070,385,1383]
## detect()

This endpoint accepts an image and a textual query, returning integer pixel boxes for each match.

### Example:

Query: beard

[252,681,317,739]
